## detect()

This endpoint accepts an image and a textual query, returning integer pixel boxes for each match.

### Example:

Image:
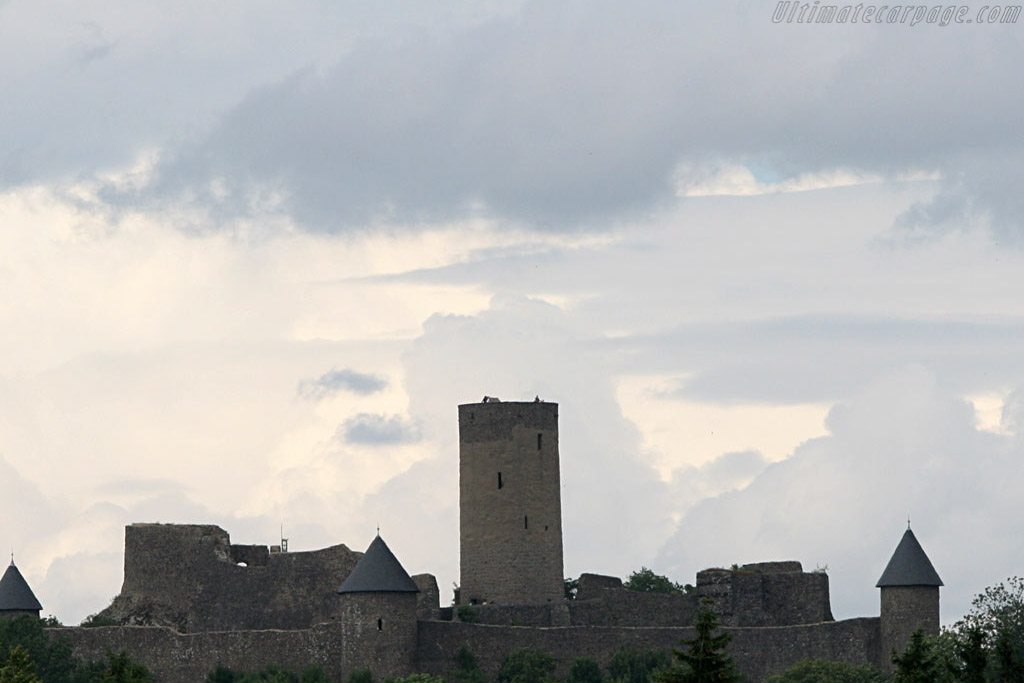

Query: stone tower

[459,398,564,605]
[337,535,419,678]
[877,526,943,665]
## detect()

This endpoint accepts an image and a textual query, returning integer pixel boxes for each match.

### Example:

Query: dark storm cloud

[297,368,388,400]
[125,1,1024,237]
[616,316,1024,404]
[340,413,421,445]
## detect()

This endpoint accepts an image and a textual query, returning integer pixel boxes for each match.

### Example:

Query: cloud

[340,413,421,445]
[624,316,1024,405]
[655,366,1024,623]
[399,293,674,580]
[84,1,1016,239]
[298,368,388,400]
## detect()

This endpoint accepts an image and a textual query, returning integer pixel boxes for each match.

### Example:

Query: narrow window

[524,515,528,529]
[498,472,503,489]
[377,618,383,631]
[537,433,543,450]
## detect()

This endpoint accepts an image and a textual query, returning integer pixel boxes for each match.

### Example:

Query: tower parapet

[459,399,564,605]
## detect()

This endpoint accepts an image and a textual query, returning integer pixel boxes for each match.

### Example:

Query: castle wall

[101,524,362,632]
[415,618,883,682]
[58,617,881,683]
[879,586,939,668]
[459,401,563,606]
[696,565,834,626]
[57,624,349,683]
[338,593,418,676]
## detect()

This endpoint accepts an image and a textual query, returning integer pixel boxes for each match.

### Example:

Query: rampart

[56,616,881,683]
[416,619,881,682]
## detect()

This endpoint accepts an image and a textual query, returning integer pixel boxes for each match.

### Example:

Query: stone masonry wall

[59,624,349,683]
[565,565,831,628]
[58,617,882,683]
[338,593,418,676]
[459,401,564,606]
[415,618,883,683]
[880,586,939,670]
[696,564,834,626]
[98,524,362,632]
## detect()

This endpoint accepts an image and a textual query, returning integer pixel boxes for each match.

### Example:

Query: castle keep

[45,398,941,682]
[459,399,564,606]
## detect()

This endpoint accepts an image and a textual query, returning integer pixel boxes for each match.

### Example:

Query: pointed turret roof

[337,535,419,594]
[877,527,943,587]
[0,562,43,611]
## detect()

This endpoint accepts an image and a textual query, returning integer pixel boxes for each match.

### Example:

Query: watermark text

[772,2,1021,25]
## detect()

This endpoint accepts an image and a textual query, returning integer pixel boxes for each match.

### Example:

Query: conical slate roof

[0,562,42,611]
[337,535,419,594]
[877,528,943,587]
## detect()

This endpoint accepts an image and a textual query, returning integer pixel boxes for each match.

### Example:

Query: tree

[390,676,443,683]
[659,600,741,683]
[205,665,237,683]
[946,575,1024,680]
[890,631,948,683]
[95,650,152,683]
[0,645,43,683]
[763,659,884,683]
[564,577,579,601]
[347,669,372,683]
[568,658,603,683]
[624,569,685,596]
[0,616,77,683]
[450,646,485,683]
[299,667,330,683]
[606,648,670,683]
[951,627,986,683]
[497,649,557,683]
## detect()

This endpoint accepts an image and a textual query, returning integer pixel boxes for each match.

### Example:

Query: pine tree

[0,645,42,683]
[660,600,741,683]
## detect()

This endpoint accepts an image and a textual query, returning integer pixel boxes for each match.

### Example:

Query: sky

[1,0,1023,627]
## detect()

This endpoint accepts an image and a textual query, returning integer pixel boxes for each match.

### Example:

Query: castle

[21,399,942,682]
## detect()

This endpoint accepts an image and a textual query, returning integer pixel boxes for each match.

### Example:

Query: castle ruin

[44,398,941,681]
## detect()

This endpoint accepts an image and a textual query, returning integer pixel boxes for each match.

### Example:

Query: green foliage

[564,577,579,601]
[0,616,77,683]
[890,631,946,683]
[497,649,557,683]
[568,658,603,683]
[0,645,43,683]
[347,669,373,683]
[763,659,885,683]
[93,650,152,683]
[659,600,741,683]
[623,569,686,596]
[389,676,443,683]
[206,665,237,683]
[300,667,331,683]
[450,646,485,683]
[77,616,118,629]
[455,606,479,624]
[205,665,331,683]
[606,648,671,683]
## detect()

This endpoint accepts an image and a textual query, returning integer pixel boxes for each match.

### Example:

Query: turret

[337,535,419,678]
[0,560,42,620]
[459,398,564,605]
[877,526,943,666]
